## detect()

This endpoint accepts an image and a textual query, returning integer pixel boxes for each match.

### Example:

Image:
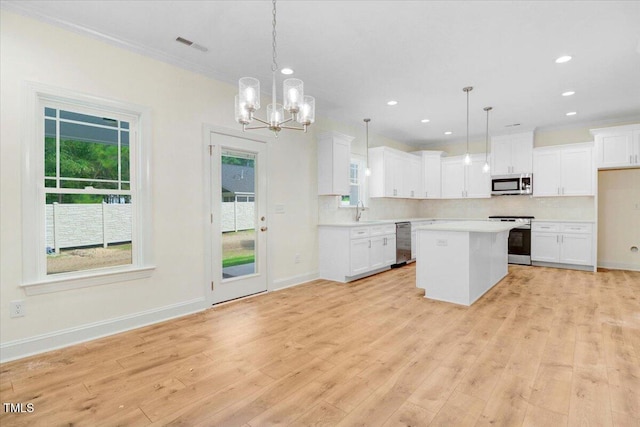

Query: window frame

[21,82,154,295]
[340,155,368,208]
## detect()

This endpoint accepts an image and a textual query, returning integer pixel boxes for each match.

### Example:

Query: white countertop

[532,219,595,223]
[318,218,484,227]
[318,218,595,228]
[416,220,520,233]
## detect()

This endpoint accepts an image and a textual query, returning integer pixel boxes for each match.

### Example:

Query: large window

[22,84,152,294]
[44,107,134,274]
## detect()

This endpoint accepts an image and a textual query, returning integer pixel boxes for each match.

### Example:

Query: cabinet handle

[384,237,387,245]
[557,187,560,195]
[631,155,634,164]
[562,187,565,195]
[425,191,428,198]
[557,235,559,243]
[369,240,371,248]
[636,154,638,164]
[561,235,564,243]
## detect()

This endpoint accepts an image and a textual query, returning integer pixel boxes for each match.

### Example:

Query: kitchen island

[415,221,519,306]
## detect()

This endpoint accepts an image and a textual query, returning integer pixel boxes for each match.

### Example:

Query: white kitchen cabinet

[490,131,534,175]
[531,221,594,268]
[403,155,423,199]
[590,124,640,169]
[349,237,371,276]
[441,154,490,199]
[533,142,594,197]
[317,131,354,195]
[319,223,396,282]
[413,151,444,199]
[369,146,422,199]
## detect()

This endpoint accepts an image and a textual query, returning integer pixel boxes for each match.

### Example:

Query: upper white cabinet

[413,151,444,199]
[533,142,594,197]
[369,146,422,199]
[490,131,534,175]
[404,155,423,199]
[590,124,640,169]
[441,154,491,199]
[317,131,354,195]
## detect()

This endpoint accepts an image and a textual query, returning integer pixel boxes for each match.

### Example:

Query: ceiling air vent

[175,36,208,52]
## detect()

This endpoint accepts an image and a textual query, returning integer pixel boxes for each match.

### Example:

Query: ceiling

[4,0,640,147]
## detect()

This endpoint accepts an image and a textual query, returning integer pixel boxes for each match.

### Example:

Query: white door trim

[202,125,269,306]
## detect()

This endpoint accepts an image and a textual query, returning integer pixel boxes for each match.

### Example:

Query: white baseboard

[0,297,206,363]
[597,261,640,272]
[270,271,319,291]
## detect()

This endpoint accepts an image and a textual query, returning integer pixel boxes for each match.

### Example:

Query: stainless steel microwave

[491,174,533,196]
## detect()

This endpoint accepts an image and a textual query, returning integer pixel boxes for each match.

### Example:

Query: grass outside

[222,229,255,267]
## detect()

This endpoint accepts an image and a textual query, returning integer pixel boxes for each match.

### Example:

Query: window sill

[21,266,155,296]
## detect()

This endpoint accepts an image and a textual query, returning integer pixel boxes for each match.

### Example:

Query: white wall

[0,10,321,359]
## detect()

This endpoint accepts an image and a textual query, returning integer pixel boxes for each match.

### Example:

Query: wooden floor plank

[1,264,637,426]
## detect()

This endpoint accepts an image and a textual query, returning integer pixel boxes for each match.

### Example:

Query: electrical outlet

[294,254,301,264]
[10,300,25,318]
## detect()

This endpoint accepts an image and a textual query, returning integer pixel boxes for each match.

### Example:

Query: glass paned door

[221,150,256,279]
[210,132,267,304]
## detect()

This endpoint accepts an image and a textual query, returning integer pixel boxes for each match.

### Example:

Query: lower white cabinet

[319,224,396,282]
[531,221,594,268]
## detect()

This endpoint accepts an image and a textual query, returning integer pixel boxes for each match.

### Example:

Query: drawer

[561,223,592,234]
[532,222,560,232]
[370,224,396,236]
[350,227,370,239]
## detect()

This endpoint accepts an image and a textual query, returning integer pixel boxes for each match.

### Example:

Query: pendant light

[482,107,492,173]
[364,118,371,176]
[235,0,315,136]
[463,86,473,165]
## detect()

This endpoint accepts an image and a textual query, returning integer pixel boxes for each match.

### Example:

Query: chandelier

[235,0,315,136]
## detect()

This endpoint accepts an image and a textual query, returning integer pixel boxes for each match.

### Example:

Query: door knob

[260,226,268,232]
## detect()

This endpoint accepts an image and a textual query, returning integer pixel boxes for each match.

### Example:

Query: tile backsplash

[319,195,595,223]
[420,196,595,220]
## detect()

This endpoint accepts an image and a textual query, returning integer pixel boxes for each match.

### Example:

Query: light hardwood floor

[1,265,639,426]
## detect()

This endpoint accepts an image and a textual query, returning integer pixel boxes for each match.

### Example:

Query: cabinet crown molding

[316,130,355,142]
[590,123,640,135]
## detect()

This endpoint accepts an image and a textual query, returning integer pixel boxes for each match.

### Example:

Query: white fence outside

[221,201,255,232]
[45,203,131,253]
[45,201,254,252]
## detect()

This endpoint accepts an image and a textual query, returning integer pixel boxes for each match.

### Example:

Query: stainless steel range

[488,216,533,265]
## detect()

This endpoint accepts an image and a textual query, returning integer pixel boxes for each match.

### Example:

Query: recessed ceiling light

[555,55,572,63]
[421,119,430,123]
[387,100,398,106]
[281,68,294,75]
[566,111,577,116]
[444,131,452,135]
[562,91,575,97]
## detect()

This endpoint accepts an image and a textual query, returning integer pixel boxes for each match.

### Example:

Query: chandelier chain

[271,0,278,72]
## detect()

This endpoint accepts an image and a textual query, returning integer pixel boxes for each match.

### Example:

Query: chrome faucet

[355,200,365,222]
